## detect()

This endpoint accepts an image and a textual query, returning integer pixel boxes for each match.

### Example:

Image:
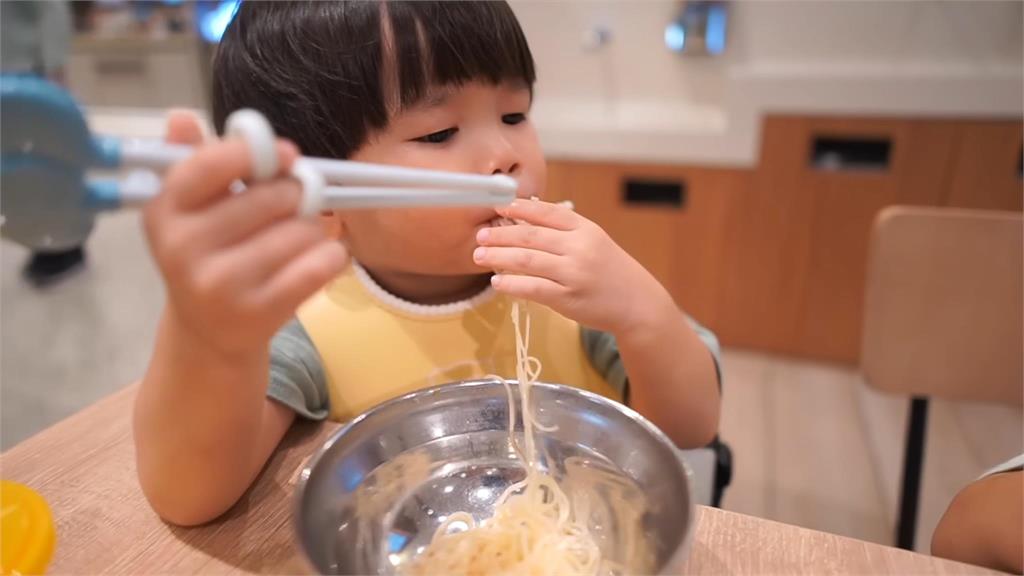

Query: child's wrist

[612,284,678,345]
[164,306,267,367]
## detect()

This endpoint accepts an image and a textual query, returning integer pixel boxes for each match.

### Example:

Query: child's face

[332,81,545,276]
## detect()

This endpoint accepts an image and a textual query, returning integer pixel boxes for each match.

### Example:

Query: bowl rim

[292,377,697,575]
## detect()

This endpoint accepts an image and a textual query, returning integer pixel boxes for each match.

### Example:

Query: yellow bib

[297,264,620,422]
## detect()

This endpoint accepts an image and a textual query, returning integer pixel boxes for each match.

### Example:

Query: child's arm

[932,470,1023,574]
[475,200,720,448]
[135,315,296,526]
[134,113,348,526]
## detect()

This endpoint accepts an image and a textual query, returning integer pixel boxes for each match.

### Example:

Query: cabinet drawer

[718,116,961,362]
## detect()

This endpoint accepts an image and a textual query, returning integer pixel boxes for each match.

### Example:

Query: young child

[932,455,1023,574]
[134,1,721,526]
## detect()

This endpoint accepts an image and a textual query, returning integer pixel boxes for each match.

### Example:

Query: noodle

[400,302,602,576]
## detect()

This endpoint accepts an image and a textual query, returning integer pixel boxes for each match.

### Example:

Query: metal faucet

[666,1,728,56]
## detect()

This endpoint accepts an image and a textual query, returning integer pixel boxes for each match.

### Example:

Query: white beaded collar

[351,260,497,317]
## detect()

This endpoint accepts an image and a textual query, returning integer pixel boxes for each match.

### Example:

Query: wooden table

[1,386,1000,575]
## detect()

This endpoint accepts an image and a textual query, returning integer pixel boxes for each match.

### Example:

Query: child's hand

[143,112,349,358]
[474,199,674,336]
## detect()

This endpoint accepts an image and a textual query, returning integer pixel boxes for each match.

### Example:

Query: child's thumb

[164,109,205,145]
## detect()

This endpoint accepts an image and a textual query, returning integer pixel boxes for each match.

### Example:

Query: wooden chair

[861,206,1023,550]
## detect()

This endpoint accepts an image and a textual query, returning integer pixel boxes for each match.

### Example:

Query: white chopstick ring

[224,108,325,216]
[225,109,279,180]
[290,159,325,216]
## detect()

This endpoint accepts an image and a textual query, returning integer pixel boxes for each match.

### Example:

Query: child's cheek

[530,157,549,200]
[518,171,546,201]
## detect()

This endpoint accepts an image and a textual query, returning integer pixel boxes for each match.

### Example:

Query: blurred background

[2,0,1021,557]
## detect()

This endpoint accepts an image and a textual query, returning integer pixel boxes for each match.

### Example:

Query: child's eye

[414,127,458,144]
[502,113,527,126]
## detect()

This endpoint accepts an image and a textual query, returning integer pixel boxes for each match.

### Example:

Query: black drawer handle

[622,178,686,208]
[811,136,891,172]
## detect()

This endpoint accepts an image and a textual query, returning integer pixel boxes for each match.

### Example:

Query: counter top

[534,65,1023,167]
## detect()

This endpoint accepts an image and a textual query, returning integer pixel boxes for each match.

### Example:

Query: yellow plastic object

[1,481,55,575]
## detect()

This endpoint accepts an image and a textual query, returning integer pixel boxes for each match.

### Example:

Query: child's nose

[492,161,520,176]
[485,138,520,177]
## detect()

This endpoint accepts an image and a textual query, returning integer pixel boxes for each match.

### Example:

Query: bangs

[384,1,536,111]
[212,1,535,160]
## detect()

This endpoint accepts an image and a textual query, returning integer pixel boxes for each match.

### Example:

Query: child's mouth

[489,216,515,228]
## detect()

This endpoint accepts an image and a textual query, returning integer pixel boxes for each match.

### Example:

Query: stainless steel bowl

[295,379,695,575]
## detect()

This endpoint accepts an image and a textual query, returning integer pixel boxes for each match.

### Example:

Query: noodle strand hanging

[401,301,601,576]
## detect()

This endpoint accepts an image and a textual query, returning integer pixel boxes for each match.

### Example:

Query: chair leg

[896,396,929,550]
[712,438,732,508]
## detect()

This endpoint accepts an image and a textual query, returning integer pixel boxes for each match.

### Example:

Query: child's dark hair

[212,1,536,159]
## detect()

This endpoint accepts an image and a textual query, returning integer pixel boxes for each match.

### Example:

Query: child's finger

[473,246,566,283]
[256,241,349,316]
[490,273,568,306]
[495,199,580,231]
[163,139,298,211]
[476,224,567,255]
[195,179,303,249]
[209,219,328,286]
[164,110,205,145]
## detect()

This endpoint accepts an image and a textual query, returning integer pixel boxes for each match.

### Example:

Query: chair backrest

[861,206,1022,405]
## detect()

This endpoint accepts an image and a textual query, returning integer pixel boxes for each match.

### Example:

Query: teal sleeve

[268,319,330,421]
[581,316,723,402]
[581,327,629,397]
[980,454,1024,479]
[691,318,723,386]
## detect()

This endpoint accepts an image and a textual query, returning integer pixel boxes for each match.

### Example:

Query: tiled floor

[717,349,891,544]
[1,213,164,450]
[718,347,1023,553]
[2,173,1021,555]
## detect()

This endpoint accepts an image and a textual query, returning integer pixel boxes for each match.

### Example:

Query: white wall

[730,1,1023,70]
[514,1,727,109]
[512,0,1023,164]
[514,0,1023,103]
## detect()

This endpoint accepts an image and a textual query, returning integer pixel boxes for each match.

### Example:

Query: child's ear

[318,210,345,240]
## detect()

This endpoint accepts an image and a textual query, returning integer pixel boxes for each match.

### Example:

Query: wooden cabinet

[720,117,966,361]
[548,115,1021,364]
[945,121,1023,211]
[797,120,977,361]
[723,116,1021,362]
